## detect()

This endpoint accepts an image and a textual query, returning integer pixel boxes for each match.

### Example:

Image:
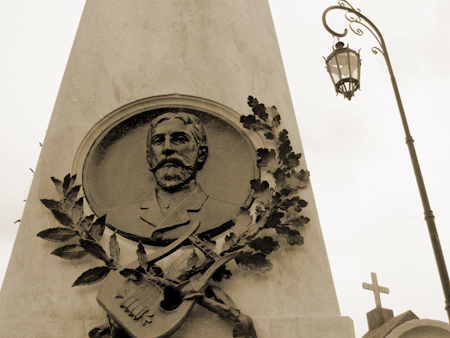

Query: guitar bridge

[116,287,156,325]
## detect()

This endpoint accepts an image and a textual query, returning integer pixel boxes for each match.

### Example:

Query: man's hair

[148,112,207,148]
[147,112,208,171]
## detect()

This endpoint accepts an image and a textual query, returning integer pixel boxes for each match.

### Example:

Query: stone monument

[0,1,355,337]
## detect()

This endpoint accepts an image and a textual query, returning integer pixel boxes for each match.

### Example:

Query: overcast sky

[1,1,450,337]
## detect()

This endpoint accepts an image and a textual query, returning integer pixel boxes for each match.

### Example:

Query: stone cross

[362,272,390,309]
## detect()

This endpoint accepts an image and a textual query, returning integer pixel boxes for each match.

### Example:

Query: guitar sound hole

[160,286,183,311]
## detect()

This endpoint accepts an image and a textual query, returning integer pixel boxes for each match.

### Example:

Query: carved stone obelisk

[0,1,355,337]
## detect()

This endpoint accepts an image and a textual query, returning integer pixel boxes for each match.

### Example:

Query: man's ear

[197,145,208,164]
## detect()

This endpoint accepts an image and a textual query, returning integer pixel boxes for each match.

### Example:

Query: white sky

[1,1,450,337]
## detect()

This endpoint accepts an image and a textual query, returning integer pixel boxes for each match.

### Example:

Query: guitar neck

[170,234,221,285]
[174,257,214,285]
[189,234,219,260]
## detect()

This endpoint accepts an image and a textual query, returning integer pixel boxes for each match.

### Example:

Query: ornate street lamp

[325,41,361,100]
[322,0,450,321]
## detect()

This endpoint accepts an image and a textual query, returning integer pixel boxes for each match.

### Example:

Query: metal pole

[388,69,450,320]
[323,1,450,321]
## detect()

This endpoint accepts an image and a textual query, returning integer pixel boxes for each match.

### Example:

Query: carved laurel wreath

[37,96,310,327]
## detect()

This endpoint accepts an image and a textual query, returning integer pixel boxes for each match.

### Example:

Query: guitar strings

[123,247,197,311]
[121,279,164,319]
[163,247,193,279]
[143,248,213,309]
[165,250,206,280]
[164,246,213,282]
[163,237,212,280]
[121,237,217,314]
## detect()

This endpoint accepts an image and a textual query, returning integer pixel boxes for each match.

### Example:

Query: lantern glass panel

[336,52,350,78]
[349,52,360,80]
[327,55,341,84]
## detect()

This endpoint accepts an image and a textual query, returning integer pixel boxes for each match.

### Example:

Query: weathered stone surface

[386,319,450,338]
[0,316,355,338]
[367,308,395,331]
[362,310,418,338]
[0,320,105,338]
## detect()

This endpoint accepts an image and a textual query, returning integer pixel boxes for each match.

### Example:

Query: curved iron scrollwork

[322,0,386,57]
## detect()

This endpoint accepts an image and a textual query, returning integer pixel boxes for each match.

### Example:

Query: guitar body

[97,265,196,338]
[97,222,200,338]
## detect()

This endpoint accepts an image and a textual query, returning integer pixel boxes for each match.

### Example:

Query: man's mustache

[150,157,195,172]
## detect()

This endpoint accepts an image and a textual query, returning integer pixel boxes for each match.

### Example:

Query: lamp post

[322,0,450,321]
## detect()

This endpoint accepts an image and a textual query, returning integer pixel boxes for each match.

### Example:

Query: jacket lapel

[139,190,164,228]
[140,185,208,232]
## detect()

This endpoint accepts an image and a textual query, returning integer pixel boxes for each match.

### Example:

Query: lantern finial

[335,41,345,49]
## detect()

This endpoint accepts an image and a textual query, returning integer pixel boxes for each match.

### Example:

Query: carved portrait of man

[106,112,241,245]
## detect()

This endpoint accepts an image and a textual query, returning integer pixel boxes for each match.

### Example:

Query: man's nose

[162,139,175,156]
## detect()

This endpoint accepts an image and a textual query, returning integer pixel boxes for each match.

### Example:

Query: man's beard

[151,158,197,192]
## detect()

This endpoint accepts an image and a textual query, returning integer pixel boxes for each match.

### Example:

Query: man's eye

[152,137,164,145]
[173,136,188,143]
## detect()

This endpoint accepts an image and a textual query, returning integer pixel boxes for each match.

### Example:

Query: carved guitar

[97,221,239,338]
